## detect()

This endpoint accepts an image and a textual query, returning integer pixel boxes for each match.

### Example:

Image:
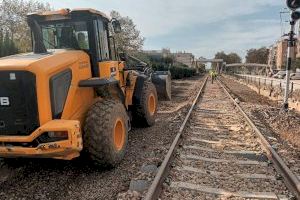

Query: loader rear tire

[132,81,158,127]
[83,99,128,168]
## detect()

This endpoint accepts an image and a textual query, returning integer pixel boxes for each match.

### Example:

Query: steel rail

[144,76,208,200]
[218,78,300,199]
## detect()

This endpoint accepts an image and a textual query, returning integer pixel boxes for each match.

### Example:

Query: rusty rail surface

[218,78,300,200]
[144,76,208,200]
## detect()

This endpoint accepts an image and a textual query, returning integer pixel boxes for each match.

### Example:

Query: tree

[227,53,242,64]
[0,0,51,53]
[197,63,206,73]
[214,51,227,62]
[245,47,269,64]
[0,29,3,56]
[131,51,151,64]
[3,31,10,56]
[212,51,241,69]
[292,58,300,70]
[214,51,241,64]
[110,10,144,52]
[0,30,18,57]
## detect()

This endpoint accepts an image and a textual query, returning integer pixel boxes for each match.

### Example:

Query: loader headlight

[48,131,68,140]
[37,131,69,143]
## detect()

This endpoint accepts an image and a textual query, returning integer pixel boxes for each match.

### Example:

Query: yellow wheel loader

[0,8,170,167]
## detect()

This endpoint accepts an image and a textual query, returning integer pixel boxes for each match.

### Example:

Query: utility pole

[283,19,295,110]
[284,0,300,111]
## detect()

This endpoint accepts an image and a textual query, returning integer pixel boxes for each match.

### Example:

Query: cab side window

[108,24,117,60]
[95,19,110,61]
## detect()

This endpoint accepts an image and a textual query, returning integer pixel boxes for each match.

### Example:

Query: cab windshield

[41,21,90,50]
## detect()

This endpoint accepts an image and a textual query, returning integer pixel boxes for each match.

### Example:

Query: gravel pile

[255,107,300,148]
[220,76,278,107]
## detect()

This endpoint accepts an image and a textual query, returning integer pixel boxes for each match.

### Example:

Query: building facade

[174,52,195,68]
[276,39,288,70]
[267,45,277,69]
[268,39,297,70]
[143,48,171,59]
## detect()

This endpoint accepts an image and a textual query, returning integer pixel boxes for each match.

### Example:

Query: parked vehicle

[290,73,300,80]
[273,71,286,79]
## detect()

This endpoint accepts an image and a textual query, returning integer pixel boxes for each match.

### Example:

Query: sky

[38,0,291,59]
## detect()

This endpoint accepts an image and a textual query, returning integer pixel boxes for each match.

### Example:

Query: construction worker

[210,70,217,84]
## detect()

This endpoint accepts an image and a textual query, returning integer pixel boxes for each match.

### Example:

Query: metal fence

[233,74,300,99]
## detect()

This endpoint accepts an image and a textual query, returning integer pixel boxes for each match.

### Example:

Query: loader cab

[28,9,120,77]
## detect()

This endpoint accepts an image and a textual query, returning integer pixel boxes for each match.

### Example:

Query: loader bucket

[152,71,172,100]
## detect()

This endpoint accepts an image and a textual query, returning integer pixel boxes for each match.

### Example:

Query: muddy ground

[220,75,300,176]
[0,76,204,200]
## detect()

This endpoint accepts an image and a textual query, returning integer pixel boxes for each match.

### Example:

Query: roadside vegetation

[0,0,50,55]
[245,47,269,64]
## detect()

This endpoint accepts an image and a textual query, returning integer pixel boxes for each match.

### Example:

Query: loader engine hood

[0,50,89,136]
[0,50,79,69]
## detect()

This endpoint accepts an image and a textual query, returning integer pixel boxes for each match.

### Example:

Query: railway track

[144,77,299,200]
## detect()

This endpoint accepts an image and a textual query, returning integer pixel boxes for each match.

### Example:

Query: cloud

[110,0,283,37]
[40,0,283,37]
[144,16,283,58]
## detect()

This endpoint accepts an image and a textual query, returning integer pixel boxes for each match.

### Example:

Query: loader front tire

[84,99,128,168]
[132,81,158,127]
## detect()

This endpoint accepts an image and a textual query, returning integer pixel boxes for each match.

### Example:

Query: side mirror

[287,0,300,11]
[112,19,122,34]
[119,52,127,61]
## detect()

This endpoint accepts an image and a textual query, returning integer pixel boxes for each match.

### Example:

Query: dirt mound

[255,108,300,148]
[221,76,278,106]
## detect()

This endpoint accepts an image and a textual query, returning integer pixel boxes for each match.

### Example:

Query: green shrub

[152,63,169,71]
[169,66,196,79]
[150,61,196,79]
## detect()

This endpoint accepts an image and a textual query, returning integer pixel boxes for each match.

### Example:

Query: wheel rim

[148,94,156,116]
[114,118,125,151]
